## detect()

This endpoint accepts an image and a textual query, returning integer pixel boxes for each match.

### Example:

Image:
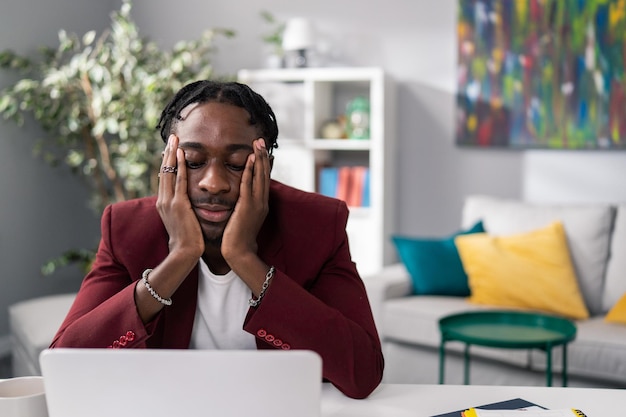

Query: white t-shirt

[189,259,256,350]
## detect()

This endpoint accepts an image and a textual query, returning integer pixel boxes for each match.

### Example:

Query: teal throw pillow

[392,221,484,296]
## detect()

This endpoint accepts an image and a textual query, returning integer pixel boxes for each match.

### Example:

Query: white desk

[3,379,623,416]
[321,383,625,416]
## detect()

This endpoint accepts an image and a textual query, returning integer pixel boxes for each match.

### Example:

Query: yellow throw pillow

[454,221,589,320]
[605,293,626,324]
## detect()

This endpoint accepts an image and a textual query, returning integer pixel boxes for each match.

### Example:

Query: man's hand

[133,134,204,323]
[220,138,273,299]
[221,138,271,263]
[156,134,204,259]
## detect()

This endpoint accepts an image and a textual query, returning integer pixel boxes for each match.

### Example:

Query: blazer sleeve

[242,201,384,400]
[50,204,158,349]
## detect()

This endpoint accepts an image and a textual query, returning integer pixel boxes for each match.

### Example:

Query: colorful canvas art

[456,0,626,149]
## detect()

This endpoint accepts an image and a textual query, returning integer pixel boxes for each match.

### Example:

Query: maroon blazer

[50,180,383,399]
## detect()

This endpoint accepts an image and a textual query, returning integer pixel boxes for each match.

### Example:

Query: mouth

[193,204,233,224]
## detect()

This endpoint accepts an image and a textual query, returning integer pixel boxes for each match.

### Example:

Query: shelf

[308,139,371,150]
[238,67,394,277]
[238,67,384,83]
[345,206,371,216]
[277,138,371,150]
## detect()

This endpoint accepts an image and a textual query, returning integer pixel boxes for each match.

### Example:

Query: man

[50,80,383,399]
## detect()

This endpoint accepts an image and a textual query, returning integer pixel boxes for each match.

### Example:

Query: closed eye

[185,160,205,169]
[226,163,246,172]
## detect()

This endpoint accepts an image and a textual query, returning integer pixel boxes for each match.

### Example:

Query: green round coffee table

[438,310,577,387]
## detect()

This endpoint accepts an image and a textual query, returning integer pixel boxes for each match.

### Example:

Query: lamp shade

[282,18,314,51]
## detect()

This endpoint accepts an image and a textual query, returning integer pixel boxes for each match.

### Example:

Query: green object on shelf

[346,96,370,139]
[438,310,577,387]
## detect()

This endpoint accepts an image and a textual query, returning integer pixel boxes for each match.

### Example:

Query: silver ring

[161,166,177,174]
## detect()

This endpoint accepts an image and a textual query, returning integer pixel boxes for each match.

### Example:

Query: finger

[239,150,255,200]
[253,138,270,201]
[158,135,179,198]
[174,147,188,199]
[160,134,177,169]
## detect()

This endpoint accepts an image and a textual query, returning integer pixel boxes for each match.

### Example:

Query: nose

[197,161,231,195]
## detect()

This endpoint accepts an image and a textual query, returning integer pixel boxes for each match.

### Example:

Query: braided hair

[156,80,279,155]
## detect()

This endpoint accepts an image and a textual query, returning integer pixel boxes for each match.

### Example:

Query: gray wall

[1,0,625,341]
[0,0,115,339]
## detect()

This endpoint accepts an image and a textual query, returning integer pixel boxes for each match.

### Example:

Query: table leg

[438,340,445,384]
[546,345,553,387]
[464,344,470,385]
[562,344,568,387]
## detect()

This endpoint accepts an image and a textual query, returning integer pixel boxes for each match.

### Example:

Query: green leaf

[83,30,96,46]
[0,0,235,275]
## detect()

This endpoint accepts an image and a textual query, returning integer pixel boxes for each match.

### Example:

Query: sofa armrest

[362,263,412,333]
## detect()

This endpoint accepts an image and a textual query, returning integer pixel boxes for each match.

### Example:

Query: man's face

[174,101,260,245]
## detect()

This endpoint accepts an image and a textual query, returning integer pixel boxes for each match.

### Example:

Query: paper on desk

[463,409,586,417]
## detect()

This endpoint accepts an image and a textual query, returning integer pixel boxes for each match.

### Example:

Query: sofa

[9,293,77,376]
[363,195,626,388]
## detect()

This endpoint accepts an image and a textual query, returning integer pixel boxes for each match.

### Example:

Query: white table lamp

[282,18,315,67]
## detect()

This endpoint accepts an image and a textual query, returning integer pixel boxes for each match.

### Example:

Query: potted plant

[260,10,285,68]
[0,0,235,274]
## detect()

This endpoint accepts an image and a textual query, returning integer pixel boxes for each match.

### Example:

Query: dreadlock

[156,80,279,155]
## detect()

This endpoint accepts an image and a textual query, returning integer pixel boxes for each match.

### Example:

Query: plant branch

[80,125,109,207]
[80,71,126,203]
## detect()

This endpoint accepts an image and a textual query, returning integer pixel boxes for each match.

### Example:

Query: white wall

[1,0,624,339]
[524,151,626,203]
[129,0,625,232]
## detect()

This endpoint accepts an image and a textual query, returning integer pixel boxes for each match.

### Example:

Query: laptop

[39,348,322,417]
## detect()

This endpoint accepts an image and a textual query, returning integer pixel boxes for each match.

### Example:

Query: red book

[346,166,365,207]
[336,166,352,204]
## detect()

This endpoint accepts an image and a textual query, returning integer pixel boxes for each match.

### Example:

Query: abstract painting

[456,0,626,149]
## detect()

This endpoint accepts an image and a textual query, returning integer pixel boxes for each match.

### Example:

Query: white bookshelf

[238,67,395,276]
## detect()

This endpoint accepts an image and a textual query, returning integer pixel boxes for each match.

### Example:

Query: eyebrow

[178,142,254,153]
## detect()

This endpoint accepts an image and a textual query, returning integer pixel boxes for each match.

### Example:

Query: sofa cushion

[602,204,626,312]
[391,221,484,296]
[461,195,615,316]
[605,293,626,324]
[455,221,589,320]
[383,295,626,384]
[528,316,626,384]
[9,293,76,375]
[382,296,531,368]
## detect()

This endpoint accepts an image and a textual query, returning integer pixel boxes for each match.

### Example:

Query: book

[361,167,370,207]
[317,165,370,207]
[464,410,587,416]
[335,166,352,203]
[433,398,542,416]
[345,166,365,207]
[318,167,339,199]
[432,398,586,417]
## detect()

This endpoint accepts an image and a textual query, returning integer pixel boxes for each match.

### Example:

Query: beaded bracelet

[249,266,275,307]
[141,268,172,306]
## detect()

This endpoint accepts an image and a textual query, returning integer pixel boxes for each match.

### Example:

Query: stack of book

[433,398,587,417]
[318,166,370,207]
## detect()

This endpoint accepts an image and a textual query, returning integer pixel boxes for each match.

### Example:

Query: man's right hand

[133,134,203,323]
[156,134,204,259]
